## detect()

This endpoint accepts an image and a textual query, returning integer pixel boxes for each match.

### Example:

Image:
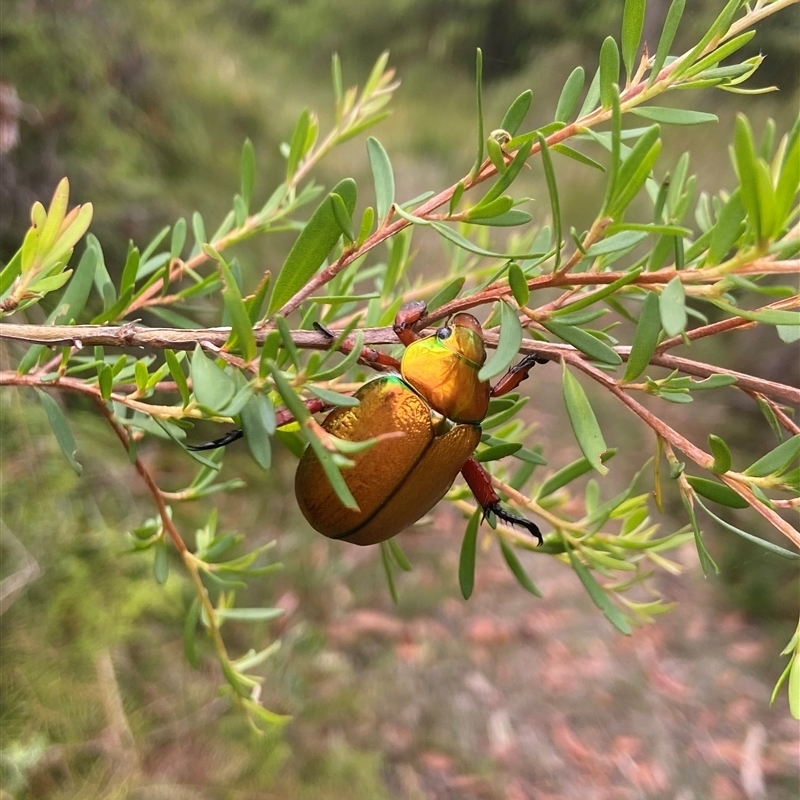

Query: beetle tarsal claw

[486,502,543,546]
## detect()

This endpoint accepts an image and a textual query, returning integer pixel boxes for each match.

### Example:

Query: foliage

[1,0,799,736]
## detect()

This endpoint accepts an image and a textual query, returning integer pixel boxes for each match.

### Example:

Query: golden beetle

[191,301,545,545]
[296,301,544,545]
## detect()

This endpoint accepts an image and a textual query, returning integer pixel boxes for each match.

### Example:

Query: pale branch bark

[2,320,797,405]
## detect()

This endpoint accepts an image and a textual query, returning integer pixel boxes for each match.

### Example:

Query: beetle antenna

[485,503,543,545]
[186,428,244,451]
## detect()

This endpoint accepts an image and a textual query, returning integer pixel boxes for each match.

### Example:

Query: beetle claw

[486,502,543,545]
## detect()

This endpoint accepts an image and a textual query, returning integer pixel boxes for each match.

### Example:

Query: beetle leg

[490,352,549,398]
[313,321,400,370]
[461,457,542,544]
[392,300,428,346]
[187,398,333,451]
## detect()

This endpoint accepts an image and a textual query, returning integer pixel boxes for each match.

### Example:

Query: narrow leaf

[686,475,748,508]
[568,549,631,634]
[744,435,800,478]
[380,541,399,604]
[190,346,236,412]
[621,0,646,84]
[707,434,733,474]
[507,262,529,307]
[599,37,620,109]
[632,107,717,126]
[623,293,661,382]
[240,139,256,210]
[478,301,522,382]
[659,276,686,336]
[543,320,622,366]
[367,137,395,223]
[241,392,275,470]
[36,389,82,475]
[697,500,800,560]
[268,178,357,314]
[459,512,480,599]
[555,67,585,123]
[562,363,609,476]
[498,537,542,596]
[500,90,532,136]
[536,133,561,269]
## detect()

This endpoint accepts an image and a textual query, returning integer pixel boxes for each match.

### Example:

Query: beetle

[190,301,546,546]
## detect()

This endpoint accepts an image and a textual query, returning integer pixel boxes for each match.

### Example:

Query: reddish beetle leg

[461,457,542,544]
[458,349,549,543]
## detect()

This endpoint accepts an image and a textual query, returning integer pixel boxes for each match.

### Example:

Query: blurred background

[1,0,798,797]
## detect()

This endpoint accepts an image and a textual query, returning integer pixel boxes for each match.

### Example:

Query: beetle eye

[436,326,452,340]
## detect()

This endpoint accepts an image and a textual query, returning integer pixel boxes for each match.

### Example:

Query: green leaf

[164,349,190,407]
[568,549,631,634]
[733,114,763,240]
[744,435,800,478]
[586,230,648,257]
[240,138,256,210]
[543,320,622,366]
[52,245,97,323]
[562,363,609,476]
[367,137,395,223]
[578,62,602,119]
[621,0,646,84]
[388,537,412,572]
[459,512,480,600]
[470,48,485,180]
[478,301,522,382]
[775,118,800,232]
[153,539,170,585]
[498,536,542,596]
[216,607,284,622]
[36,388,82,475]
[555,67,585,123]
[706,189,745,265]
[190,346,236,412]
[537,451,615,500]
[308,386,360,407]
[191,211,207,254]
[170,218,186,259]
[707,300,800,327]
[659,276,686,337]
[183,598,201,669]
[38,178,70,258]
[330,192,355,242]
[380,541,399,605]
[707,434,733,474]
[467,210,532,227]
[42,202,94,269]
[686,475,748,508]
[536,133,561,269]
[241,392,275,470]
[697,500,800,560]
[623,292,662,381]
[465,195,514,221]
[475,442,523,462]
[500,90,532,136]
[551,144,605,172]
[212,251,256,363]
[609,136,662,218]
[449,182,465,216]
[268,178,357,314]
[428,277,465,312]
[286,109,311,181]
[475,141,533,210]
[631,107,717,126]
[681,490,718,575]
[429,221,545,260]
[599,37,620,109]
[507,262,529,307]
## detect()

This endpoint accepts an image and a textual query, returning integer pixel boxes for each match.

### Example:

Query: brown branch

[563,353,800,549]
